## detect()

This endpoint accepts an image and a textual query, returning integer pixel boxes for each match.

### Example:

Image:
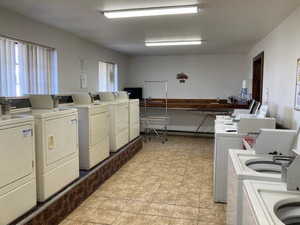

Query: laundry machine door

[45,115,78,165]
[0,124,34,188]
[90,111,109,146]
[116,103,129,131]
[130,101,140,124]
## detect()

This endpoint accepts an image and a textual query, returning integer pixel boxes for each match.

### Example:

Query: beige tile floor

[60,136,226,225]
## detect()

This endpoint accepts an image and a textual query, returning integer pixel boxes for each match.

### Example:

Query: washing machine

[214,122,243,203]
[129,99,140,141]
[28,95,80,202]
[68,93,110,170]
[227,128,298,225]
[0,109,36,225]
[227,150,285,225]
[99,92,129,152]
[216,102,267,126]
[242,180,300,225]
[214,118,276,203]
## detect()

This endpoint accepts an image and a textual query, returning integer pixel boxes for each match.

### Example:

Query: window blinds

[0,38,17,96]
[0,36,57,97]
[98,61,118,92]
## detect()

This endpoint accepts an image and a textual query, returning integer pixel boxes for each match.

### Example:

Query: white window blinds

[0,36,57,97]
[27,44,57,94]
[0,38,17,96]
[99,61,118,92]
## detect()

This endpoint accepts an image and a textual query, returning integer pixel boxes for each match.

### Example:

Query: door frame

[252,52,264,102]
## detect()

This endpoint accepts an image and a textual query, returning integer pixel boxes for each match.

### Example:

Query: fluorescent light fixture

[145,40,203,47]
[103,5,199,19]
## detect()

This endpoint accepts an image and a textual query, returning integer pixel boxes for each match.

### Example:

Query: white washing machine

[129,99,140,141]
[28,95,80,202]
[69,93,110,170]
[227,150,285,225]
[242,180,300,225]
[0,112,36,225]
[99,92,129,152]
[214,118,276,203]
[214,122,244,203]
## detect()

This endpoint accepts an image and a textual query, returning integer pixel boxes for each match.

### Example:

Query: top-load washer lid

[254,129,297,155]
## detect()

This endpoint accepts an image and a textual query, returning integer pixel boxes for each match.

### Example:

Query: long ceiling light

[103,5,199,19]
[145,40,203,47]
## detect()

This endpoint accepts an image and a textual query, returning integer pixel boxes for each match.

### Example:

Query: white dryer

[99,92,129,152]
[0,112,36,225]
[129,99,140,141]
[70,93,110,170]
[28,95,80,202]
[242,180,300,225]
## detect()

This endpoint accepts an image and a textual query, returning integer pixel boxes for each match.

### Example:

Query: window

[15,42,21,96]
[98,61,118,92]
[0,36,58,97]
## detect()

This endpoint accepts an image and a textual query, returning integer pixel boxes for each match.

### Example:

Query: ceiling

[0,0,299,56]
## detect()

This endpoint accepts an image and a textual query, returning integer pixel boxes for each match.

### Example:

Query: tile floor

[60,136,226,225]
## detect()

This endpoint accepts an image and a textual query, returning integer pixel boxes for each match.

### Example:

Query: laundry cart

[140,80,169,143]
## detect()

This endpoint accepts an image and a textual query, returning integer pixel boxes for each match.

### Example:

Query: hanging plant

[176,72,189,83]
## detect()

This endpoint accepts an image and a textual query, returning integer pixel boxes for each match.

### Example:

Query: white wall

[127,54,248,99]
[128,54,248,132]
[248,6,300,129]
[0,7,129,93]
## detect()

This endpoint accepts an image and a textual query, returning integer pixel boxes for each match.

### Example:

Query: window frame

[98,61,118,92]
[0,36,58,96]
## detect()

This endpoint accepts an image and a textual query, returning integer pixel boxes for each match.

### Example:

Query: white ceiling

[0,0,299,56]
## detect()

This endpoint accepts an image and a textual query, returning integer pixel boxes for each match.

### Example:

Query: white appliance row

[98,92,140,151]
[0,92,140,225]
[242,147,300,225]
[225,125,300,225]
[214,117,276,203]
[0,103,80,225]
